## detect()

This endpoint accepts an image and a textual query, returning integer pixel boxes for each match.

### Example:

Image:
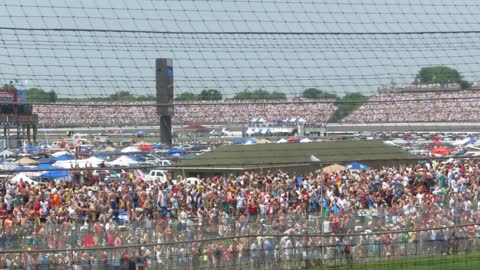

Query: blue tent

[34,164,58,170]
[128,154,146,162]
[52,155,75,162]
[151,143,164,149]
[36,157,55,164]
[246,137,257,143]
[15,163,58,171]
[345,162,370,171]
[463,138,478,146]
[233,138,246,144]
[168,148,186,154]
[21,146,39,152]
[41,169,70,179]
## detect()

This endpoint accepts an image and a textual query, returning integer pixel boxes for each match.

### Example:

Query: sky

[1,0,480,98]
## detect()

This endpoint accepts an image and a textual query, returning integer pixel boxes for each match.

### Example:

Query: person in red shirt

[0,201,8,230]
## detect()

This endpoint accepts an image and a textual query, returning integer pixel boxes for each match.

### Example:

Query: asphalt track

[37,122,480,135]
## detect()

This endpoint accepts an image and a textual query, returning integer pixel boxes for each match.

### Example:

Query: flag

[309,154,320,162]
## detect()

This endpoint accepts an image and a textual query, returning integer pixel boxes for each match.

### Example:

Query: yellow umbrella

[322,163,347,173]
[14,157,39,166]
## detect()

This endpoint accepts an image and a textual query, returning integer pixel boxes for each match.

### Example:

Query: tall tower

[156,59,174,146]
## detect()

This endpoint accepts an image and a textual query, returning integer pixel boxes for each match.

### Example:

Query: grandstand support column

[16,122,21,148]
[156,58,174,146]
[32,124,37,145]
[26,124,31,145]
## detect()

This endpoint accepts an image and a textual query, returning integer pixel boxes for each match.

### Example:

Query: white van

[144,170,168,183]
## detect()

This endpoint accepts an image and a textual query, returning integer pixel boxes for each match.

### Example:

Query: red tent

[287,136,300,142]
[178,124,210,132]
[138,144,154,151]
[431,146,454,156]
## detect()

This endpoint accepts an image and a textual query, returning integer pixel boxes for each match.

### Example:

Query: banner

[16,89,27,104]
[0,89,17,103]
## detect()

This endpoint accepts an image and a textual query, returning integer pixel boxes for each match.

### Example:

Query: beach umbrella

[345,162,370,171]
[233,138,246,144]
[168,148,186,155]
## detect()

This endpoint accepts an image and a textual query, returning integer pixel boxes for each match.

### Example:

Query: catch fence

[0,224,479,269]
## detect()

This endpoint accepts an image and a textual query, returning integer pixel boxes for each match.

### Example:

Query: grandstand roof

[175,140,417,175]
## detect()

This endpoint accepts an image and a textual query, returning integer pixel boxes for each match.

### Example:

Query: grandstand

[33,98,337,127]
[343,90,480,123]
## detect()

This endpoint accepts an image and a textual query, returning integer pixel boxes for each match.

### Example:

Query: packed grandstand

[32,85,480,127]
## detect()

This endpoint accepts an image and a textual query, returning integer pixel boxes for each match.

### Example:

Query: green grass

[307,253,480,270]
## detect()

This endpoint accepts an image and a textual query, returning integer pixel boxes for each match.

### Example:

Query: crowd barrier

[1,224,479,269]
[1,204,479,269]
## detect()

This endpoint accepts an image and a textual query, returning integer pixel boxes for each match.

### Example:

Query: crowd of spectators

[1,158,480,268]
[343,90,480,123]
[33,98,337,127]
[377,83,462,93]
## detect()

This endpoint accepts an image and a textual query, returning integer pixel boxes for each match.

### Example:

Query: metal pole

[320,163,325,266]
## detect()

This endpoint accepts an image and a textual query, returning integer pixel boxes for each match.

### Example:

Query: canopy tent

[257,138,271,144]
[52,155,75,162]
[108,155,139,166]
[84,156,105,167]
[287,136,301,143]
[345,162,371,171]
[151,143,164,149]
[22,146,40,152]
[121,146,140,153]
[137,143,154,151]
[41,169,70,180]
[14,157,38,166]
[431,146,455,156]
[0,149,16,157]
[10,173,38,184]
[300,138,312,143]
[177,124,210,132]
[233,138,246,144]
[462,138,478,146]
[322,164,347,173]
[276,138,288,144]
[250,117,266,124]
[51,150,71,157]
[104,146,117,152]
[167,148,186,155]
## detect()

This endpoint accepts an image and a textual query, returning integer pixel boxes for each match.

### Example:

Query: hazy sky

[1,0,480,98]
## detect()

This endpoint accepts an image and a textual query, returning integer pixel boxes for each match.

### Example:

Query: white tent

[108,155,138,166]
[53,160,86,169]
[276,138,288,144]
[10,173,38,184]
[300,138,312,143]
[84,156,105,167]
[0,149,16,157]
[121,146,140,153]
[51,150,71,157]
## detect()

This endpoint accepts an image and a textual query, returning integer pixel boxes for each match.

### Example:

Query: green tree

[175,92,198,101]
[47,90,58,103]
[233,90,254,100]
[333,92,369,121]
[269,91,287,100]
[109,91,133,101]
[198,89,222,100]
[303,88,337,99]
[1,83,15,90]
[233,89,287,100]
[415,66,470,89]
[27,88,57,103]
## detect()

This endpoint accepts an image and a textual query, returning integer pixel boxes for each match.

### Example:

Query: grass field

[307,253,480,270]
